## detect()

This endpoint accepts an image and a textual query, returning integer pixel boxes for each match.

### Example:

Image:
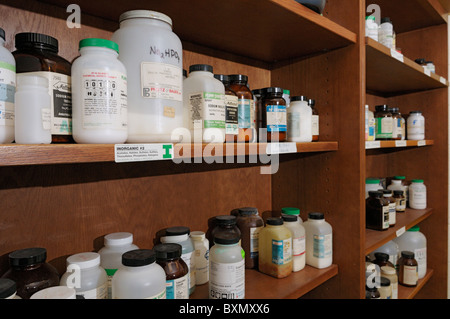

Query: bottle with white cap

[98,232,139,299]
[60,252,108,299]
[190,231,209,285]
[30,286,76,299]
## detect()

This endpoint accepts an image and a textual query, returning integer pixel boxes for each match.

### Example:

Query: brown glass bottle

[365,285,380,299]
[374,104,393,141]
[214,74,238,142]
[12,32,73,143]
[1,247,60,299]
[372,252,395,269]
[309,99,319,141]
[366,190,390,231]
[261,87,287,142]
[236,207,264,269]
[398,251,418,287]
[228,74,254,143]
[154,243,189,299]
[383,189,396,227]
[252,89,263,134]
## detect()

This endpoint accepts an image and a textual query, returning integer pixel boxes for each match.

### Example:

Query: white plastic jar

[14,74,51,144]
[407,111,425,140]
[303,212,333,269]
[287,95,312,142]
[409,179,427,209]
[379,17,394,49]
[365,16,378,41]
[365,178,382,199]
[71,38,127,144]
[394,226,427,279]
[190,231,209,285]
[183,64,225,143]
[160,226,196,295]
[112,10,183,143]
[282,215,306,272]
[60,252,108,299]
[112,249,166,299]
[98,232,139,299]
[30,286,76,299]
[209,233,245,299]
[0,28,15,144]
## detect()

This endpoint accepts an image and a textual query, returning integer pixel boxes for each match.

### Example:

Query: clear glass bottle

[0,27,15,144]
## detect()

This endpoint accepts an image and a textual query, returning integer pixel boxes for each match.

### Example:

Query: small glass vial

[0,27,16,144]
[161,226,196,295]
[393,190,406,212]
[71,38,128,144]
[382,189,396,227]
[0,279,20,299]
[287,95,312,142]
[409,179,427,209]
[261,87,287,142]
[60,252,108,299]
[309,99,319,141]
[13,32,72,143]
[398,251,418,287]
[374,104,393,140]
[366,190,390,231]
[154,243,189,299]
[303,212,333,269]
[214,74,238,142]
[282,215,306,272]
[236,207,264,269]
[190,231,209,285]
[98,232,139,299]
[229,74,255,143]
[209,232,245,299]
[407,111,425,140]
[1,247,60,299]
[14,75,51,144]
[112,249,166,299]
[30,286,77,299]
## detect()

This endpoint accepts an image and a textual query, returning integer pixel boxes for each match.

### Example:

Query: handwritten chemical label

[114,143,173,162]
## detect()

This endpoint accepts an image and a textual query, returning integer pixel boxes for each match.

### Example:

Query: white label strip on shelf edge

[390,49,404,63]
[440,76,447,85]
[266,142,297,154]
[396,226,406,238]
[365,141,380,149]
[114,144,174,163]
[424,67,431,77]
[417,140,427,147]
[395,140,407,147]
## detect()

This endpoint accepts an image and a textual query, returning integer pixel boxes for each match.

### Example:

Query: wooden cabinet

[0,0,447,299]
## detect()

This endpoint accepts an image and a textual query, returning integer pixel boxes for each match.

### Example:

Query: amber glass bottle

[228,74,255,143]
[261,87,287,142]
[214,74,238,142]
[13,32,73,143]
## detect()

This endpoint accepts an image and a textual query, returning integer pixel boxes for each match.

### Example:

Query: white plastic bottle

[394,226,427,279]
[60,252,108,299]
[190,231,209,285]
[14,75,51,144]
[379,17,394,49]
[407,111,425,140]
[183,64,225,143]
[303,212,332,269]
[409,179,427,209]
[282,215,306,272]
[98,232,139,299]
[387,178,408,204]
[0,28,15,144]
[160,226,196,295]
[30,286,76,299]
[281,207,303,224]
[365,16,379,41]
[112,249,166,299]
[365,178,382,199]
[287,95,312,142]
[71,38,127,144]
[209,233,245,299]
[112,10,183,143]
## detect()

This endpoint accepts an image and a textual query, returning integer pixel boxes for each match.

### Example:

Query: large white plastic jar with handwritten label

[112,10,183,143]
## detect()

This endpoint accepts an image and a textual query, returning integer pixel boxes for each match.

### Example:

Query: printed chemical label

[402,265,418,286]
[209,259,245,299]
[375,117,393,139]
[293,235,306,257]
[287,112,300,138]
[166,274,188,299]
[383,205,390,229]
[225,95,238,135]
[114,143,173,163]
[271,238,292,265]
[141,62,182,101]
[0,62,15,126]
[249,226,263,257]
[237,98,252,129]
[390,49,404,63]
[77,282,108,299]
[81,69,127,130]
[266,105,287,132]
[312,114,319,135]
[313,234,332,259]
[189,92,225,129]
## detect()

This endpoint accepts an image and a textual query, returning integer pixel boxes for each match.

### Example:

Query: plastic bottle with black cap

[0,27,15,144]
[303,212,333,269]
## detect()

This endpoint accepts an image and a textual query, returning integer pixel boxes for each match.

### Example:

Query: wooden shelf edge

[191,264,338,299]
[365,139,434,150]
[0,142,338,166]
[364,208,433,255]
[398,268,434,299]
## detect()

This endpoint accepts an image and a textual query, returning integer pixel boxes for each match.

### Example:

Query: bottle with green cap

[366,178,382,199]
[281,207,303,224]
[71,37,128,144]
[394,225,427,279]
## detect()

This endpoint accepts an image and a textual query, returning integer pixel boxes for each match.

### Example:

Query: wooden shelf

[365,208,433,255]
[191,264,338,299]
[35,0,357,62]
[398,269,434,299]
[366,37,448,96]
[0,142,338,166]
[369,0,447,33]
[365,139,434,150]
